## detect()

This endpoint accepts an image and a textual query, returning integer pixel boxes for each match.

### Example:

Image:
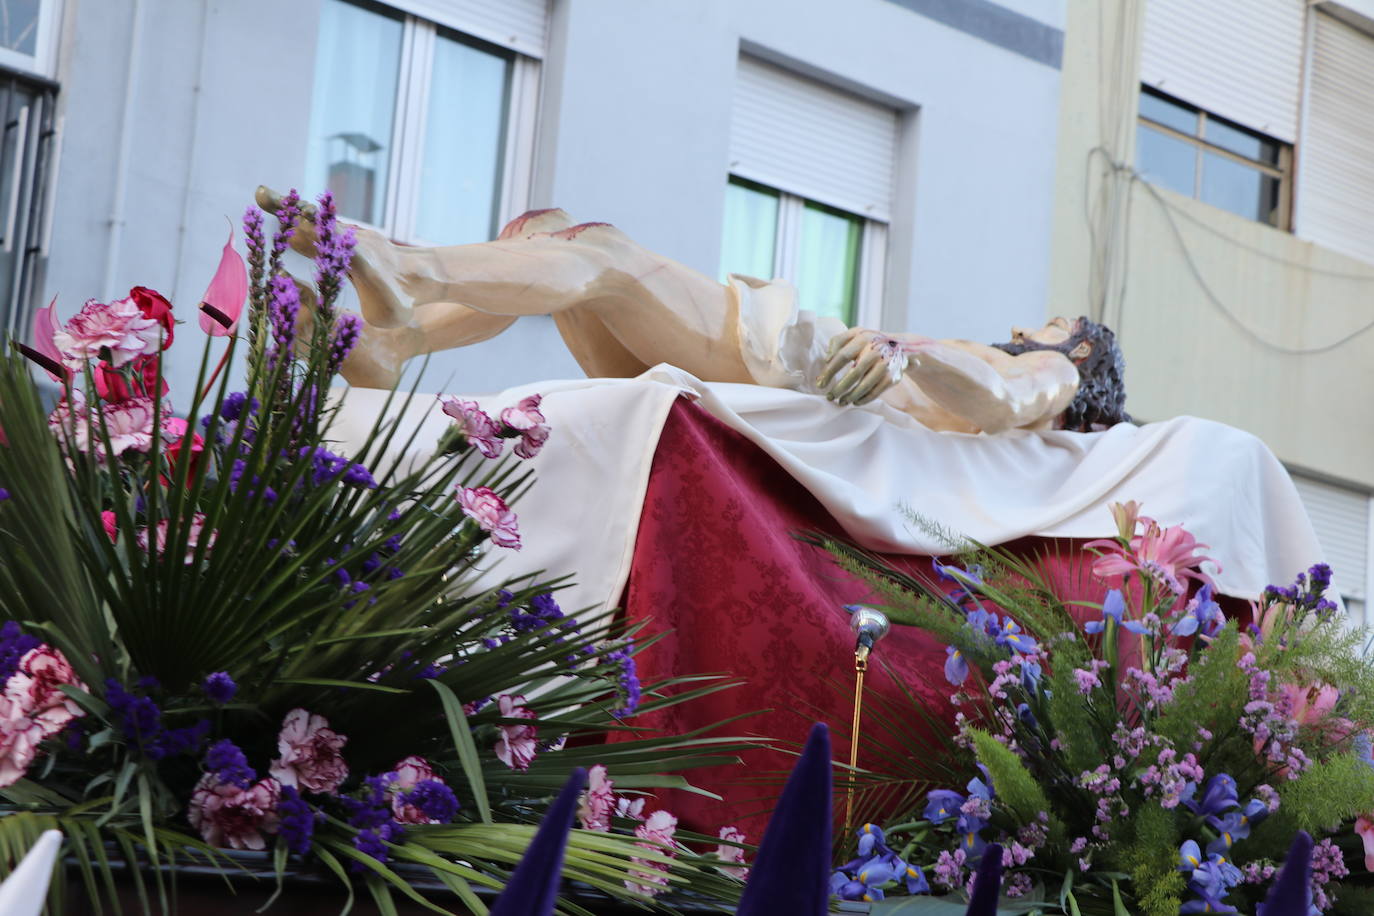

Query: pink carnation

[457,486,521,550]
[500,395,550,459]
[269,708,349,794]
[615,796,646,821]
[137,513,217,565]
[53,296,162,369]
[626,809,679,897]
[0,694,47,788]
[716,825,749,880]
[48,394,156,458]
[188,772,281,850]
[494,694,537,771]
[578,763,615,831]
[6,645,87,737]
[389,755,447,824]
[438,396,502,459]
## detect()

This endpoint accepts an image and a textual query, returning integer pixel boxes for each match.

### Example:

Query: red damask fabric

[615,399,1234,842]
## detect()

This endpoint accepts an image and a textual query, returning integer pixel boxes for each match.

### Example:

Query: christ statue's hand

[818,328,927,405]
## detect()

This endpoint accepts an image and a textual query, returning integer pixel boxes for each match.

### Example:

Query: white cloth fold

[331,366,1324,616]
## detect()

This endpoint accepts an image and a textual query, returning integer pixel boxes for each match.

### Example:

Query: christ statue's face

[1008,317,1092,364]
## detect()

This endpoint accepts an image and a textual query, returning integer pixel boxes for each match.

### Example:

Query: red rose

[101,511,118,542]
[94,355,166,403]
[162,417,206,485]
[128,287,174,349]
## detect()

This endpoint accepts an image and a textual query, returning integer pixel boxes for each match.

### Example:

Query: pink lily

[1087,516,1217,595]
[198,222,248,336]
[19,297,69,381]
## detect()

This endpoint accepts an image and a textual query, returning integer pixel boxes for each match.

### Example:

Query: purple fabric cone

[964,843,1005,916]
[1257,831,1314,916]
[736,722,833,916]
[489,767,588,916]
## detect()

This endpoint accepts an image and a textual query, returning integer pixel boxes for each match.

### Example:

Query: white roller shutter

[1296,12,1374,265]
[1140,0,1305,142]
[387,0,548,57]
[1291,473,1370,623]
[728,57,898,222]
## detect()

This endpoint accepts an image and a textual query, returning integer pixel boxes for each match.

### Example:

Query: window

[305,0,540,245]
[0,68,58,341]
[0,0,60,76]
[723,57,898,328]
[1136,87,1292,228]
[719,177,879,326]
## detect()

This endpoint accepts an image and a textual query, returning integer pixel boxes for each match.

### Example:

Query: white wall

[42,0,1064,401]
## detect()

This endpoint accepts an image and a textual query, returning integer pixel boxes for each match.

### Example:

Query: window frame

[315,0,540,246]
[0,0,61,78]
[1137,86,1294,229]
[726,174,887,330]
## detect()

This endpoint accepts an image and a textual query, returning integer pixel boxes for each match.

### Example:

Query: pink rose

[269,708,349,794]
[578,763,615,831]
[389,755,447,824]
[456,486,521,550]
[188,773,281,850]
[0,694,46,788]
[494,694,537,771]
[715,825,748,880]
[626,809,679,897]
[6,645,86,737]
[137,513,217,565]
[438,396,502,459]
[500,395,550,459]
[53,296,162,369]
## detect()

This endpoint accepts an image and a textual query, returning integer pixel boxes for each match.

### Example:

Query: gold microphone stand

[843,607,890,841]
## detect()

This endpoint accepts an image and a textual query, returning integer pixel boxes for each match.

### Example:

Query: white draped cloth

[330,365,1324,616]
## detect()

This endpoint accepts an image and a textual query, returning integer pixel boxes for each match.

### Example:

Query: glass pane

[718,179,779,281]
[1201,151,1279,224]
[1205,116,1279,165]
[1136,124,1196,198]
[0,0,40,56]
[796,202,861,325]
[414,32,511,244]
[304,0,403,227]
[1138,90,1196,135]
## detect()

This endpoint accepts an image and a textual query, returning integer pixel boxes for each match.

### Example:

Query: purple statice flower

[1310,836,1348,912]
[219,391,259,423]
[105,678,162,746]
[1085,589,1148,635]
[243,205,266,275]
[0,488,9,502]
[228,459,278,503]
[1072,659,1110,695]
[312,191,357,317]
[205,739,254,788]
[277,785,318,855]
[202,672,237,705]
[299,447,377,489]
[604,640,641,718]
[327,313,363,375]
[159,719,211,758]
[401,780,460,824]
[0,621,41,683]
[931,848,967,891]
[267,274,301,359]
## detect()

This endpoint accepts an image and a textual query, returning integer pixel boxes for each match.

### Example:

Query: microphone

[845,605,891,663]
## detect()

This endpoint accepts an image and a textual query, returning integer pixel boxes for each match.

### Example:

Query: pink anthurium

[17,296,69,381]
[198,222,248,336]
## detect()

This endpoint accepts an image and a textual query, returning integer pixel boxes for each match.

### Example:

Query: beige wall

[1049,0,1374,489]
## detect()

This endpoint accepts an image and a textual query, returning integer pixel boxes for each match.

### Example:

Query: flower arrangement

[815,505,1374,915]
[0,191,757,912]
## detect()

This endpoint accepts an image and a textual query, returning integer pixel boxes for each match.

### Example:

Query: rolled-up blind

[728,56,898,222]
[1140,0,1305,142]
[386,0,549,57]
[1295,12,1374,264]
[1291,472,1369,624]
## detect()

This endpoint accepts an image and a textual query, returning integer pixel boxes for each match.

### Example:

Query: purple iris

[944,646,969,685]
[1185,773,1239,817]
[923,789,964,824]
[830,857,897,902]
[1020,658,1043,693]
[1085,590,1147,635]
[1357,732,1374,769]
[933,560,985,608]
[856,823,887,858]
[1205,799,1270,856]
[956,813,987,858]
[995,618,1038,654]
[1173,584,1224,639]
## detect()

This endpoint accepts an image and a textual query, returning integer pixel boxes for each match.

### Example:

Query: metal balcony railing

[0,64,58,343]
